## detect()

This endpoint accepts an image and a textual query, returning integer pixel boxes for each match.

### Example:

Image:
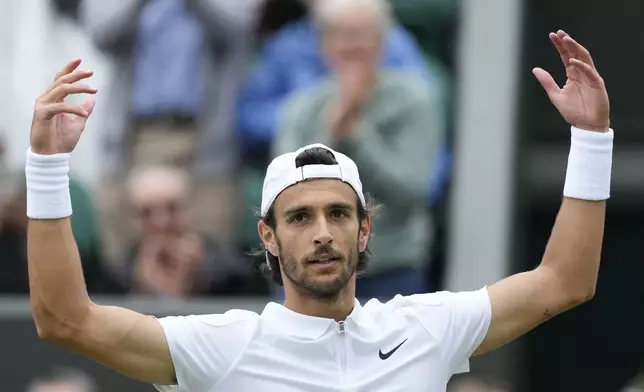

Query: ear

[258,220,279,257]
[358,215,371,253]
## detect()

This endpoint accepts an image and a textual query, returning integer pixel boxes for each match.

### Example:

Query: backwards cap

[260,143,366,216]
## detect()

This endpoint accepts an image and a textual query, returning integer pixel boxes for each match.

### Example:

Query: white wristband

[25,148,73,219]
[563,126,614,201]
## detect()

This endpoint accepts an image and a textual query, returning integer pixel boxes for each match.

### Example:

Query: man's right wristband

[25,148,73,219]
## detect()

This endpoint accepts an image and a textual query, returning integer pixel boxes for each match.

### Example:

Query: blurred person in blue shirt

[236,0,434,152]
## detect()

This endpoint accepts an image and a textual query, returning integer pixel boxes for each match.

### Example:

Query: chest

[213,323,450,391]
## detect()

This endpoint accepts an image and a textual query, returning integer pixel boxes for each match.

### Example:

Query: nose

[150,209,172,229]
[313,219,333,246]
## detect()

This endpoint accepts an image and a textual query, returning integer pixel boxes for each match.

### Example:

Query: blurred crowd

[0,0,459,300]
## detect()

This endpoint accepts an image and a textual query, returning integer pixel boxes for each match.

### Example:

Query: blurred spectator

[0,139,107,294]
[272,0,444,300]
[0,179,28,294]
[51,0,82,22]
[79,0,255,266]
[108,165,266,297]
[448,375,512,392]
[236,0,431,153]
[0,133,15,208]
[27,367,96,392]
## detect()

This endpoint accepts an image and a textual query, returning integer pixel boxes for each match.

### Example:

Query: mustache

[305,245,343,262]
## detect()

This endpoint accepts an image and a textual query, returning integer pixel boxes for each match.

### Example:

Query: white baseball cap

[260,143,366,216]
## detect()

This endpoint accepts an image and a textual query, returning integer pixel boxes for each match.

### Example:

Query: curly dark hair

[250,147,381,286]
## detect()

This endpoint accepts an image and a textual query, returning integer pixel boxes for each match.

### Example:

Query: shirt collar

[261,298,366,340]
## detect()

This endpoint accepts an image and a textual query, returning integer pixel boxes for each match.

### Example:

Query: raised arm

[474,30,612,355]
[27,59,175,384]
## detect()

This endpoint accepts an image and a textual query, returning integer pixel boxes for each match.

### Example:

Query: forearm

[28,218,92,337]
[538,198,605,300]
[537,127,613,300]
[25,148,92,338]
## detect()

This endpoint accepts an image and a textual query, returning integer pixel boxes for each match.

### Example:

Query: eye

[330,209,349,219]
[289,213,307,223]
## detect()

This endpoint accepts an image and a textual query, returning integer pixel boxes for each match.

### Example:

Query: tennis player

[25,30,611,391]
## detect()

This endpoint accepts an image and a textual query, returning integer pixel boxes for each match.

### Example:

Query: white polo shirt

[154,287,491,391]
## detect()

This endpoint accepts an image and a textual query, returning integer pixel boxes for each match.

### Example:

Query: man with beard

[26,29,611,391]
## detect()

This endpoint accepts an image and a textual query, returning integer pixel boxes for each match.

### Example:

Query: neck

[283,282,356,321]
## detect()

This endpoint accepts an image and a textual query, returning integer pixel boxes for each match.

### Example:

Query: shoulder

[154,310,260,391]
[363,288,490,334]
[388,24,421,44]
[157,310,260,341]
[262,19,312,55]
[158,309,259,329]
[362,290,451,317]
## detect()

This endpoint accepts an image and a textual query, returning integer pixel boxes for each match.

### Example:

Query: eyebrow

[283,202,355,217]
[328,202,354,212]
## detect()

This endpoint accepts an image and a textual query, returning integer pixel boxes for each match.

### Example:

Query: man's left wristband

[25,148,73,219]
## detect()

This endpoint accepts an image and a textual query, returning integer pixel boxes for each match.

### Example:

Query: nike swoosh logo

[379,338,408,360]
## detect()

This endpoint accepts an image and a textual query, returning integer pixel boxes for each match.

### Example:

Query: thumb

[80,97,96,116]
[72,98,96,128]
[532,67,561,100]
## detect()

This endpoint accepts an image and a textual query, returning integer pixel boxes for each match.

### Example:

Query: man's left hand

[533,30,610,132]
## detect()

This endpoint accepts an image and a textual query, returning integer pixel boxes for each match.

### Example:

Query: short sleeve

[404,287,492,375]
[153,310,258,391]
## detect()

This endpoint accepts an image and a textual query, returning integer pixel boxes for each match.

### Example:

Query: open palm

[30,59,97,155]
[533,30,610,132]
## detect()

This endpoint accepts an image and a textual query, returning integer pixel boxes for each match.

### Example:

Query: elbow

[573,285,596,304]
[32,303,91,345]
[562,285,596,309]
[33,311,74,344]
[35,322,64,343]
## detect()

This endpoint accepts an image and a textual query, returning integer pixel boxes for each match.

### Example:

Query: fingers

[557,30,596,69]
[39,103,91,119]
[44,83,97,103]
[45,69,94,96]
[54,58,82,82]
[569,58,603,85]
[532,67,561,99]
[550,32,570,67]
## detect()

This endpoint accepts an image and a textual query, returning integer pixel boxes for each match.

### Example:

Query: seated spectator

[80,0,254,266]
[272,0,444,300]
[110,165,267,297]
[236,0,432,152]
[0,175,109,294]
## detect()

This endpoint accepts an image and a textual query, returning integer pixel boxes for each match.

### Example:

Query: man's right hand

[30,59,97,155]
[28,61,178,386]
